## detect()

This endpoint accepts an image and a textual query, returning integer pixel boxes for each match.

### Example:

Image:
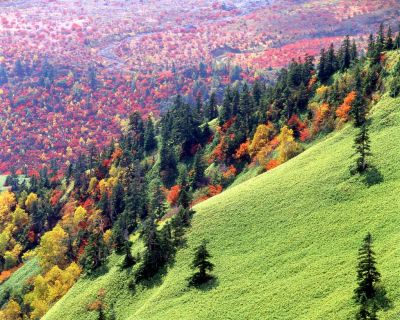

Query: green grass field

[0,175,7,191]
[44,95,400,320]
[0,258,41,305]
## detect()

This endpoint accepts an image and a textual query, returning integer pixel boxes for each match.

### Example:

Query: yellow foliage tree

[249,123,274,158]
[11,206,29,230]
[24,262,81,319]
[0,191,16,227]
[277,126,302,163]
[0,299,22,320]
[25,193,38,212]
[36,225,68,270]
[4,243,22,269]
[73,206,87,226]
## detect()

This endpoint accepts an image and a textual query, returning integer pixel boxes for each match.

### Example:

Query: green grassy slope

[0,258,41,305]
[0,175,7,191]
[45,95,400,320]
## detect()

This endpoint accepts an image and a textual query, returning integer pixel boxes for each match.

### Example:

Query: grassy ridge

[45,95,400,320]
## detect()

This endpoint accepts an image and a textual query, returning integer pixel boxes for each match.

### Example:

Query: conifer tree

[196,93,203,118]
[219,86,232,125]
[190,149,205,189]
[144,115,157,154]
[327,43,337,75]
[353,121,371,174]
[0,64,8,85]
[394,24,400,49]
[88,65,97,91]
[80,232,109,273]
[351,40,358,62]
[110,182,124,223]
[14,59,24,78]
[188,240,214,286]
[159,141,177,187]
[376,23,385,52]
[354,233,387,319]
[135,215,170,281]
[385,25,393,50]
[340,35,352,71]
[317,48,327,81]
[121,241,136,269]
[205,92,218,121]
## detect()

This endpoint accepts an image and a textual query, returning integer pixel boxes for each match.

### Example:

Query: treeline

[1,24,400,318]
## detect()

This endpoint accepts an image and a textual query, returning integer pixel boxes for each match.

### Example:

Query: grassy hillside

[0,175,6,191]
[45,94,400,320]
[0,258,41,305]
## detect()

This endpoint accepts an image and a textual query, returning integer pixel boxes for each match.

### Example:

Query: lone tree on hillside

[188,240,214,287]
[354,233,388,319]
[352,121,371,174]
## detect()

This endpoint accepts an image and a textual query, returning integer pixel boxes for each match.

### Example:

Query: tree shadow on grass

[376,286,393,311]
[84,264,110,280]
[362,165,384,187]
[195,277,219,292]
[188,276,219,292]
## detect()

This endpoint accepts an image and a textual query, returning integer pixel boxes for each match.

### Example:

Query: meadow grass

[0,258,41,305]
[0,175,7,191]
[45,96,400,320]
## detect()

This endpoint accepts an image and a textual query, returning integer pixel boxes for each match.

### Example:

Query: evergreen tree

[121,241,136,269]
[205,92,218,121]
[178,185,192,209]
[196,93,203,117]
[352,121,371,174]
[110,182,124,223]
[354,233,387,319]
[339,35,352,71]
[0,64,8,85]
[112,218,126,254]
[14,59,24,79]
[385,25,393,50]
[376,23,385,52]
[351,68,366,128]
[88,65,97,91]
[128,111,145,157]
[149,179,167,219]
[326,44,337,78]
[135,216,170,281]
[190,149,205,189]
[394,24,400,49]
[144,115,157,154]
[351,40,358,62]
[219,86,232,125]
[188,240,214,286]
[317,48,327,82]
[159,140,178,187]
[367,34,379,64]
[80,232,109,273]
[231,88,240,116]
[238,83,254,134]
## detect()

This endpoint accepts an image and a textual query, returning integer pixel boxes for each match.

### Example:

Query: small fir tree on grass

[352,122,371,174]
[354,233,388,319]
[121,241,136,269]
[188,240,214,287]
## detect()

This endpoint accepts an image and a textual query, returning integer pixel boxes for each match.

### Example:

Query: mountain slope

[44,95,400,320]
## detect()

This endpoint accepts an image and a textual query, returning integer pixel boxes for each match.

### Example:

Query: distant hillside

[44,91,400,319]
